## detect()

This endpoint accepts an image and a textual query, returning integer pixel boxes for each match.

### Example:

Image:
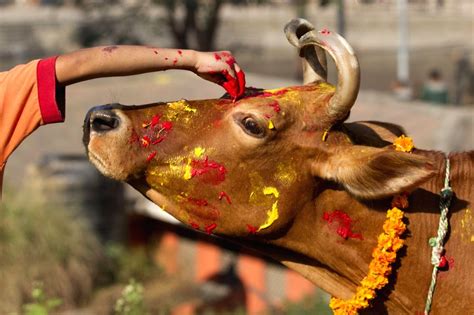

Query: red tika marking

[188,197,209,207]
[218,191,232,204]
[129,130,139,144]
[189,156,227,184]
[205,223,217,235]
[161,121,173,131]
[141,135,151,148]
[150,115,161,128]
[268,100,281,113]
[247,224,258,235]
[323,210,363,240]
[146,151,157,162]
[151,137,164,145]
[320,28,331,35]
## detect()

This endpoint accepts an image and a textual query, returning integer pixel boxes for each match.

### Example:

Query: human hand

[193,51,246,101]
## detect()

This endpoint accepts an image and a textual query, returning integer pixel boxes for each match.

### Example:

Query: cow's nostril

[91,112,120,133]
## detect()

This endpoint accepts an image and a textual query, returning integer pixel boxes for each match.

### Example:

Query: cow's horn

[299,28,360,123]
[284,18,328,84]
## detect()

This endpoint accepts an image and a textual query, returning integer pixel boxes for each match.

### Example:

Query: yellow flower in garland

[329,207,407,315]
[393,135,414,153]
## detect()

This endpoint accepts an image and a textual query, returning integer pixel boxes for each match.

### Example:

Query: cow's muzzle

[83,104,123,148]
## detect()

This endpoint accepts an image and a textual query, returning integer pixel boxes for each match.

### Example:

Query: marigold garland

[329,136,413,314]
[329,206,407,315]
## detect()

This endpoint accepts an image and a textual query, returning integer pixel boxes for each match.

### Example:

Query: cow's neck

[269,186,390,299]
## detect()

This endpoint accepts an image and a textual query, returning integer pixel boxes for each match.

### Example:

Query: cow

[82,19,473,314]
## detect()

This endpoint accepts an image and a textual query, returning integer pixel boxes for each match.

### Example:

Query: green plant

[0,193,103,313]
[104,243,162,284]
[22,283,62,315]
[114,279,148,315]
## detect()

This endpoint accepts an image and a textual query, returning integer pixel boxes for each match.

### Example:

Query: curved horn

[299,29,360,123]
[284,18,328,84]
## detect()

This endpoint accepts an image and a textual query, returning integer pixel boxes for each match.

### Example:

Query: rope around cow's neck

[424,157,453,315]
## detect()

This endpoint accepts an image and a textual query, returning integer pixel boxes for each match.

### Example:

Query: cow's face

[83,84,340,236]
[83,19,434,238]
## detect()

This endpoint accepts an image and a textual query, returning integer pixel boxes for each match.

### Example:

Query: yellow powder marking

[274,162,297,187]
[258,186,280,231]
[183,158,192,180]
[164,99,197,123]
[264,87,286,94]
[317,82,336,93]
[194,147,206,158]
[268,120,275,130]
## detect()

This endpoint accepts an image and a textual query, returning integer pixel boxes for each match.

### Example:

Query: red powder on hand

[177,50,182,56]
[320,28,331,35]
[323,210,363,240]
[214,53,222,61]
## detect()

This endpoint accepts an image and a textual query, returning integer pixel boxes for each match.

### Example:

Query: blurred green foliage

[22,283,62,315]
[114,279,148,315]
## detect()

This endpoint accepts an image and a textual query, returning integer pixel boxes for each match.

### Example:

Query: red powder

[320,28,331,35]
[141,135,151,148]
[150,115,161,128]
[102,46,118,53]
[190,222,200,230]
[154,50,158,54]
[173,58,178,65]
[161,121,173,131]
[322,210,363,240]
[268,101,281,113]
[189,156,227,184]
[247,224,258,235]
[151,137,164,145]
[146,151,157,162]
[214,53,222,61]
[218,191,232,204]
[129,130,139,144]
[205,223,217,234]
[177,50,182,55]
[188,197,209,207]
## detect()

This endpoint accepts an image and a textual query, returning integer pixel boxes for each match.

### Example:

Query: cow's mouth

[128,178,178,215]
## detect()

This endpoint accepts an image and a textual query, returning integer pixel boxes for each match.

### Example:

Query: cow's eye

[242,117,265,137]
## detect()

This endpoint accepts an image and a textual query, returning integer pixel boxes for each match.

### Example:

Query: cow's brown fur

[84,83,474,314]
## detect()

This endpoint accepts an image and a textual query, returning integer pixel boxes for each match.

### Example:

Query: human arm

[55,46,245,99]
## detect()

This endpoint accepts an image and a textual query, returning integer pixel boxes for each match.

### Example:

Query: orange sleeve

[0,57,65,181]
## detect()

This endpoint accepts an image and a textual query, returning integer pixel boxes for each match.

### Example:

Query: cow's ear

[311,145,435,199]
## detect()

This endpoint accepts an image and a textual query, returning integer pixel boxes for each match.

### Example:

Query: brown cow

[83,19,473,314]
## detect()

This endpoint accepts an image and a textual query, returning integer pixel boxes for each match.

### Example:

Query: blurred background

[1,0,473,314]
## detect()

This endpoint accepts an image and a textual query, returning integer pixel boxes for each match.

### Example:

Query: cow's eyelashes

[234,115,266,138]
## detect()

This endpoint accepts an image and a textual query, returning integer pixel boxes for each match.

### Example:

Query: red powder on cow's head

[189,156,227,185]
[247,224,258,235]
[141,135,151,148]
[146,151,157,162]
[218,191,232,204]
[129,130,139,144]
[268,101,281,113]
[190,221,200,230]
[323,210,363,240]
[205,223,217,234]
[188,197,209,207]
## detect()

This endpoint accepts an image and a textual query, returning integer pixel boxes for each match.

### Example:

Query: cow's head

[83,19,434,238]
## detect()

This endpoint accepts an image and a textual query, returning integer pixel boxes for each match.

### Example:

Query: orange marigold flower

[393,134,414,152]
